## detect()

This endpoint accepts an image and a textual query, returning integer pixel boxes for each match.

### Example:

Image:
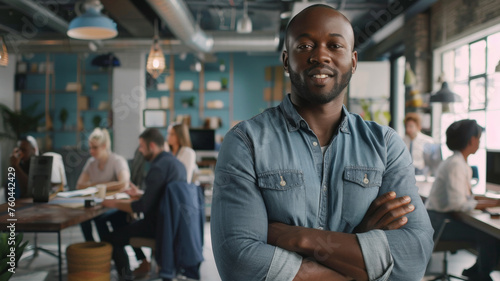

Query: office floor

[8,222,500,281]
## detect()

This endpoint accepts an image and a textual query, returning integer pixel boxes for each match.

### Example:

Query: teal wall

[233,53,283,121]
[21,51,284,150]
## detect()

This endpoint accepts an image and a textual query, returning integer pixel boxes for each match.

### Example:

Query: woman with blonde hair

[76,128,129,191]
[166,123,197,183]
[76,128,150,274]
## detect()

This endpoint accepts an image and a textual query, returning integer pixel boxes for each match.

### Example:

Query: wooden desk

[416,180,500,240]
[0,198,109,281]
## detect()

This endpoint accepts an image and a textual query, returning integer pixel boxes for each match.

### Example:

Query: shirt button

[318,226,324,230]
[313,141,318,146]
[323,185,327,191]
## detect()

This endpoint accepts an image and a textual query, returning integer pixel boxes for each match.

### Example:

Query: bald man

[211,5,433,281]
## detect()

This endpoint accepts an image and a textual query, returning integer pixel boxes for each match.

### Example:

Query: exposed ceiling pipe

[210,31,279,52]
[146,0,279,53]
[145,0,214,53]
[7,31,280,54]
[0,0,69,34]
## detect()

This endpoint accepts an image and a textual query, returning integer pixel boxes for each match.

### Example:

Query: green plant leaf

[0,270,13,281]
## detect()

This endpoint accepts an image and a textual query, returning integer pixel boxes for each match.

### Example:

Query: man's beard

[142,149,154,161]
[289,65,352,104]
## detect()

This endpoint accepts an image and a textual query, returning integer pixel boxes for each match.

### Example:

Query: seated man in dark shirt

[9,135,38,198]
[102,128,187,280]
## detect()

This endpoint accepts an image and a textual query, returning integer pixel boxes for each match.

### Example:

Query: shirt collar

[279,94,350,134]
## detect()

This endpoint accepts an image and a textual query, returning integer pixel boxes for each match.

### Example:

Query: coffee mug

[96,184,107,199]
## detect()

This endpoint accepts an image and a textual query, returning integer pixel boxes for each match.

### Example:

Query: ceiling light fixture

[146,20,166,80]
[67,0,118,40]
[237,0,252,33]
[430,82,462,103]
[0,36,8,67]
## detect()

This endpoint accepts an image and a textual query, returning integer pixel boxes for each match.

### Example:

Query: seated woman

[165,123,198,183]
[426,119,500,281]
[76,128,150,273]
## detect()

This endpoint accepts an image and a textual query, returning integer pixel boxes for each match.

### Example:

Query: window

[437,30,500,193]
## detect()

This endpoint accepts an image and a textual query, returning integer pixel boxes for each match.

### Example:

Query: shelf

[206,89,229,93]
[85,71,110,75]
[175,89,199,93]
[53,129,78,133]
[81,109,111,112]
[21,90,79,94]
[205,107,229,110]
[18,71,54,75]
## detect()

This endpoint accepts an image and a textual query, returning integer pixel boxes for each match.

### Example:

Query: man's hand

[10,148,21,167]
[353,191,414,233]
[124,182,144,199]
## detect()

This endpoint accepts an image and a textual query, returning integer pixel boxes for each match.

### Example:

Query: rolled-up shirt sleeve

[376,130,434,280]
[356,230,393,281]
[211,129,302,281]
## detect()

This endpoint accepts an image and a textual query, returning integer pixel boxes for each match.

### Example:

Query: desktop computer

[486,150,500,193]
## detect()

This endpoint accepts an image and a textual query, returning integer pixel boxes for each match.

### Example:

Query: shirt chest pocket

[257,170,305,224]
[342,167,383,230]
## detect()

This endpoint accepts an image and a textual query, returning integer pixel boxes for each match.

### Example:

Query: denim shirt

[211,95,434,281]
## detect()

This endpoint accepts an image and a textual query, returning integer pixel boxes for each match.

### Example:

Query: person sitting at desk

[426,119,500,281]
[8,135,38,198]
[102,128,187,281]
[165,122,197,183]
[403,112,434,175]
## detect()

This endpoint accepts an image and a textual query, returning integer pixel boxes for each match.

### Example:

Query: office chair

[429,217,474,281]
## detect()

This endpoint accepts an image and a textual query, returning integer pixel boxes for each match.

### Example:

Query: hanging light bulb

[146,20,166,79]
[237,0,252,33]
[0,36,8,67]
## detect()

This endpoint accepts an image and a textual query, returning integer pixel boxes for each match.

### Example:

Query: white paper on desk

[48,198,103,208]
[57,187,98,198]
[105,192,130,200]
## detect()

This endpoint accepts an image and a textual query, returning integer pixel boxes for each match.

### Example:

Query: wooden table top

[0,198,109,232]
[416,180,500,240]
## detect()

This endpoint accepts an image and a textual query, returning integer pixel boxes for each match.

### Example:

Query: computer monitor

[423,143,443,177]
[189,128,216,151]
[486,150,500,192]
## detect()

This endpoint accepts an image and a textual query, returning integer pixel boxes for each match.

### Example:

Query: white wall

[0,54,16,108]
[112,52,146,160]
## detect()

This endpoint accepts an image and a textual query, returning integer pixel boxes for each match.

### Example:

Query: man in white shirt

[403,112,434,175]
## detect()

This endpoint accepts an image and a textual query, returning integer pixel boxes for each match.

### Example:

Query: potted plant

[181,96,195,108]
[0,232,28,280]
[219,59,226,72]
[59,108,68,130]
[221,77,228,89]
[0,102,45,139]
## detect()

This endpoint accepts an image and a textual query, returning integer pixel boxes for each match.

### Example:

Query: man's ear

[351,50,358,74]
[282,50,289,73]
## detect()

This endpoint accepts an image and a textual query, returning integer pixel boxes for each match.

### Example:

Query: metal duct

[145,0,214,53]
[0,0,69,34]
[210,31,279,53]
[8,31,280,54]
[146,0,280,53]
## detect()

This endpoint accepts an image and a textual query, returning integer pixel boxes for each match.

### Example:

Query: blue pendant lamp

[67,0,117,40]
